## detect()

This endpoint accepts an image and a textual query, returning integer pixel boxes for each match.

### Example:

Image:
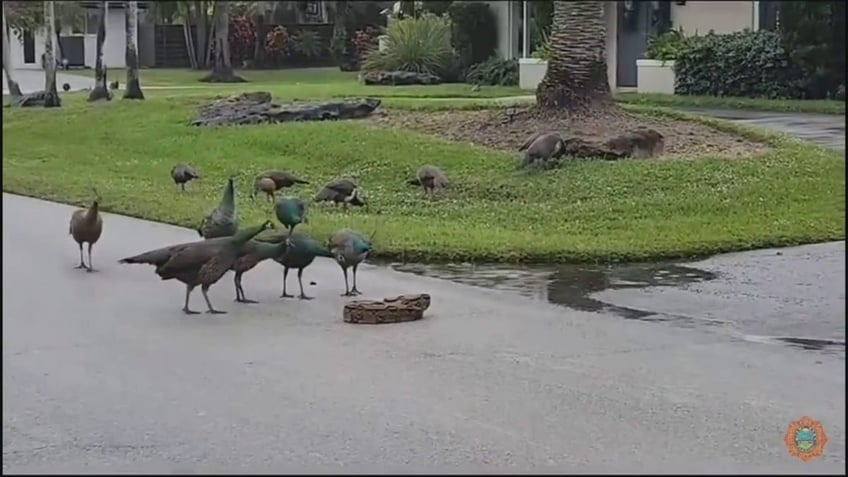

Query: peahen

[197,176,239,239]
[407,165,449,196]
[118,220,274,314]
[518,132,566,169]
[68,187,104,272]
[230,238,290,304]
[253,176,277,202]
[314,178,366,210]
[252,170,310,200]
[261,232,333,300]
[171,163,200,192]
[274,196,308,235]
[329,229,374,296]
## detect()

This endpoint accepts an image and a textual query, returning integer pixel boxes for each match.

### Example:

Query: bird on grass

[314,178,366,210]
[261,232,333,300]
[274,196,308,236]
[118,221,274,314]
[171,163,200,192]
[329,229,374,297]
[230,237,290,304]
[197,176,238,239]
[252,170,310,200]
[253,176,278,202]
[69,187,103,272]
[407,165,449,196]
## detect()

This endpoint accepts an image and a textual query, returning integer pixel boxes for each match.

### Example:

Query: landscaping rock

[602,128,665,159]
[7,91,49,108]
[361,70,442,86]
[189,92,382,127]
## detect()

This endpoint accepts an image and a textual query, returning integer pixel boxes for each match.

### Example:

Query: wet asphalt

[2,193,845,473]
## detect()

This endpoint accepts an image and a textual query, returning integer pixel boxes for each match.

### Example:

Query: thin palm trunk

[123,0,144,99]
[536,1,614,115]
[42,0,60,107]
[88,0,110,101]
[196,0,208,69]
[2,3,23,97]
[200,1,244,82]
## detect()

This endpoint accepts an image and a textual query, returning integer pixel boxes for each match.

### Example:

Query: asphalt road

[2,193,845,474]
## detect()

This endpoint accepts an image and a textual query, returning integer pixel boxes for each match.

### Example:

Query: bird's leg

[75,243,87,269]
[281,267,294,298]
[181,183,186,192]
[350,264,362,296]
[86,243,97,272]
[340,266,352,296]
[183,285,200,314]
[233,273,242,301]
[297,268,312,300]
[201,284,227,314]
[234,272,259,304]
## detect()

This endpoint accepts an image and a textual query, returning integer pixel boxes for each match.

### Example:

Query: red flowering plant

[264,26,290,65]
[352,26,382,61]
[228,15,257,66]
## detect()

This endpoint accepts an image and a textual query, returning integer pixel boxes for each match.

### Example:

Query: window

[85,9,101,35]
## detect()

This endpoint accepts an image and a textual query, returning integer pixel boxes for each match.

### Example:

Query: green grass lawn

[616,92,845,115]
[2,93,844,263]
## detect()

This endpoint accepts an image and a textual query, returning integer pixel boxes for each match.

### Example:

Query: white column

[752,1,760,31]
[522,1,530,58]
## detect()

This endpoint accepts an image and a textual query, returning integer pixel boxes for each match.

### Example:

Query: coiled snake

[343,294,432,324]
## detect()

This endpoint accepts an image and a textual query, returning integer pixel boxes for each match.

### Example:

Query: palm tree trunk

[123,0,144,99]
[199,1,245,82]
[197,0,209,68]
[88,0,111,101]
[2,3,23,97]
[42,0,61,107]
[536,1,614,115]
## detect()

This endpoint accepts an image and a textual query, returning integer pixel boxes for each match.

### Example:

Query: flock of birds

[67,163,449,315]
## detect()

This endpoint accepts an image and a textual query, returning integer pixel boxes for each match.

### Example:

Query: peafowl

[329,229,373,296]
[119,221,274,314]
[261,232,333,300]
[171,163,200,192]
[68,188,104,272]
[518,132,567,169]
[197,176,239,239]
[274,196,308,235]
[230,238,290,304]
[253,177,277,202]
[252,170,310,200]
[314,179,366,210]
[407,165,449,196]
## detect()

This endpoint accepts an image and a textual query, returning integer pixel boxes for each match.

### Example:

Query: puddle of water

[739,335,846,354]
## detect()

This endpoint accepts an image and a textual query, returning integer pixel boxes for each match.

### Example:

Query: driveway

[2,193,845,473]
[2,68,91,95]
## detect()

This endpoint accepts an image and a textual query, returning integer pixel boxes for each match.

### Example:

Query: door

[615,1,653,88]
[23,29,35,64]
[59,36,85,67]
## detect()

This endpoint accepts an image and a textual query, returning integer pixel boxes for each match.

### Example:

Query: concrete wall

[482,0,519,60]
[9,8,133,70]
[671,1,757,36]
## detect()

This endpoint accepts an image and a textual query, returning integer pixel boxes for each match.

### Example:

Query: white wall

[671,1,757,36]
[8,8,133,70]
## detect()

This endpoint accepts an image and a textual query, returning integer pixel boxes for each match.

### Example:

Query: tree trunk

[535,1,614,116]
[88,0,111,101]
[195,0,208,69]
[123,1,144,99]
[2,3,23,97]
[253,13,265,68]
[204,2,215,68]
[42,1,61,107]
[180,1,198,69]
[199,1,245,82]
[331,0,355,71]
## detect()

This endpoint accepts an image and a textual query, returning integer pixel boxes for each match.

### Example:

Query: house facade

[487,1,764,91]
[6,1,150,70]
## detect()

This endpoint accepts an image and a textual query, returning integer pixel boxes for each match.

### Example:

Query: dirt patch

[366,107,770,159]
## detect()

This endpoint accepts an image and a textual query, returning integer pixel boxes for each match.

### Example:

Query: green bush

[645,27,687,62]
[361,12,455,78]
[674,30,805,99]
[447,2,498,71]
[531,29,550,60]
[465,57,518,86]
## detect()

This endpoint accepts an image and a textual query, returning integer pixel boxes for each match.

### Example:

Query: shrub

[645,27,686,62]
[353,26,382,60]
[674,30,805,99]
[447,2,497,70]
[531,29,550,60]
[465,57,518,86]
[361,12,455,78]
[264,26,290,64]
[290,30,324,59]
[228,16,256,66]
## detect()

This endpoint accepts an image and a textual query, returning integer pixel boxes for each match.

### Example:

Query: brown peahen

[230,238,290,304]
[68,188,104,272]
[253,177,277,202]
[314,178,366,209]
[171,163,200,192]
[259,232,333,300]
[407,165,449,196]
[518,132,566,168]
[118,220,274,314]
[197,176,239,239]
[252,170,310,200]
[329,229,374,296]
